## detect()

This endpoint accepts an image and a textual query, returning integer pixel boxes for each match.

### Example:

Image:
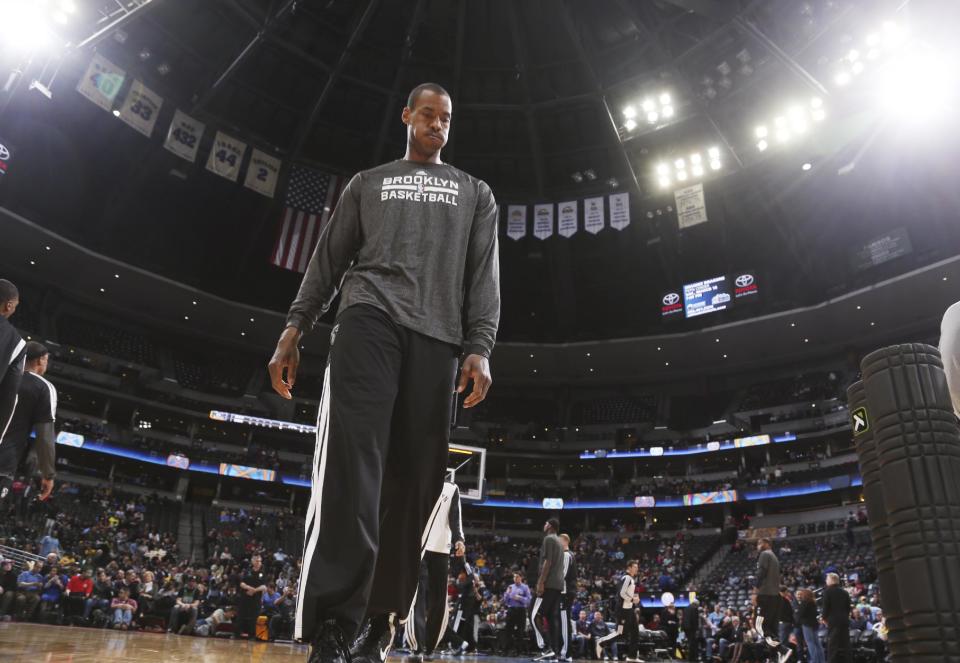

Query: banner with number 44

[205,130,247,182]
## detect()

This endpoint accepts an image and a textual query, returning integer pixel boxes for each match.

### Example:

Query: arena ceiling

[1,0,958,345]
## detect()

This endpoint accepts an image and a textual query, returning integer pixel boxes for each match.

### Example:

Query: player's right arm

[269,174,363,399]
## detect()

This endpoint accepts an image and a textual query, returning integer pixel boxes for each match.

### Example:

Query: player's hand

[268,327,302,400]
[39,478,54,501]
[536,581,545,597]
[454,541,466,557]
[457,354,492,408]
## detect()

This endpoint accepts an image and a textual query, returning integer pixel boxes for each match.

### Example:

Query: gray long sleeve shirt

[285,159,501,358]
[756,549,780,596]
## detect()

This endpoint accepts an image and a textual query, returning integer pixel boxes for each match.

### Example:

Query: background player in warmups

[595,559,641,662]
[404,479,466,657]
[267,81,499,663]
[530,518,564,660]
[755,538,794,663]
[0,341,57,507]
[557,534,577,662]
[0,279,26,483]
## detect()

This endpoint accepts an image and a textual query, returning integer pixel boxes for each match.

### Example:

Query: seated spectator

[138,570,156,618]
[64,568,94,621]
[195,604,237,637]
[0,559,17,620]
[83,569,113,622]
[168,576,202,635]
[261,581,282,617]
[39,529,61,558]
[14,561,44,621]
[573,610,591,658]
[268,585,296,641]
[111,587,137,630]
[39,565,68,620]
[591,611,618,660]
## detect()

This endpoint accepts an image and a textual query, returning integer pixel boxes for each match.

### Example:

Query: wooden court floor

[0,622,312,662]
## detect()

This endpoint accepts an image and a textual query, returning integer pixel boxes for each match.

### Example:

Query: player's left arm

[34,380,57,500]
[459,181,500,408]
[450,484,466,556]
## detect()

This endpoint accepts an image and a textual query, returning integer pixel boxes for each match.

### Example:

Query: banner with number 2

[163,109,205,163]
[205,131,247,182]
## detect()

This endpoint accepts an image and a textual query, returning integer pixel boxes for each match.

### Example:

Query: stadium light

[755,98,826,151]
[0,1,59,54]
[623,105,637,119]
[874,46,960,126]
[624,118,637,132]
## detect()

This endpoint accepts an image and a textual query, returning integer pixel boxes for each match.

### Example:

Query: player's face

[403,90,451,156]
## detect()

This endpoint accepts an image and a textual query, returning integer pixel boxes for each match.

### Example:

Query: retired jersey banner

[675,182,708,229]
[533,203,554,240]
[243,148,282,198]
[584,196,604,234]
[118,79,163,137]
[609,192,630,231]
[506,205,527,241]
[205,131,247,182]
[558,200,577,237]
[163,109,205,163]
[76,53,126,111]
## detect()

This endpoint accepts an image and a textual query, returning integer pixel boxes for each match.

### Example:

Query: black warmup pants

[755,594,781,640]
[447,602,477,652]
[531,589,561,654]
[409,550,451,653]
[826,624,851,663]
[506,606,528,653]
[619,607,640,660]
[294,304,459,643]
[558,592,572,658]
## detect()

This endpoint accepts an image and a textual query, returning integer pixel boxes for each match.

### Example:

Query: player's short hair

[626,559,639,569]
[407,82,451,110]
[0,279,18,304]
[758,537,772,547]
[559,533,570,543]
[546,517,560,533]
[25,341,48,361]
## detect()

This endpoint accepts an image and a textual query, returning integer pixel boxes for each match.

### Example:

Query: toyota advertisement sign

[733,272,759,299]
[661,271,760,319]
[660,291,683,317]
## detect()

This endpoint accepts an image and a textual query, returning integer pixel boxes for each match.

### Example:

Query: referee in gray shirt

[268,82,500,663]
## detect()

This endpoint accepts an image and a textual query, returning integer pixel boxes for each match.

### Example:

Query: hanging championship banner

[506,205,527,240]
[243,148,282,198]
[76,53,126,111]
[205,131,247,182]
[675,182,708,229]
[533,203,554,240]
[558,201,577,238]
[118,79,163,137]
[584,196,605,234]
[609,192,630,231]
[164,109,205,163]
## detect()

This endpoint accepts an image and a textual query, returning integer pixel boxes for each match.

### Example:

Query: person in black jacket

[0,279,26,508]
[821,574,852,663]
[444,564,480,654]
[558,533,577,662]
[590,611,619,661]
[681,600,702,662]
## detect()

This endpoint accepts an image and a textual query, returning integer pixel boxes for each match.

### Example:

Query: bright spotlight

[52,11,68,24]
[852,61,865,75]
[875,48,959,125]
[656,163,669,176]
[867,48,881,60]
[112,109,121,117]
[642,98,655,112]
[792,120,808,134]
[692,165,704,177]
[811,108,826,121]
[59,0,77,12]
[802,162,812,171]
[866,33,880,47]
[658,176,671,189]
[848,49,860,62]
[624,118,637,132]
[774,116,787,127]
[810,97,823,109]
[709,159,721,170]
[647,111,659,123]
[0,3,56,53]
[835,71,851,86]
[659,92,671,105]
[623,106,637,119]
[677,170,688,181]
[755,125,768,138]
[708,146,720,159]
[757,139,768,152]
[690,153,702,164]
[662,105,674,118]
[776,129,791,143]
[674,158,685,169]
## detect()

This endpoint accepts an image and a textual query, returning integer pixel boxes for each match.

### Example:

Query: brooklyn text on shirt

[380,171,460,206]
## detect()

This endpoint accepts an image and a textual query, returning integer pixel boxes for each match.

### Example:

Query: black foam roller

[847,380,905,657]
[861,344,960,662]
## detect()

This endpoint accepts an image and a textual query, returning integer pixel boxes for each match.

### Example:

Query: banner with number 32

[163,109,205,163]
[205,130,247,182]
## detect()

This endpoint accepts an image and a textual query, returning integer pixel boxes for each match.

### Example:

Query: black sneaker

[350,613,397,663]
[309,620,353,663]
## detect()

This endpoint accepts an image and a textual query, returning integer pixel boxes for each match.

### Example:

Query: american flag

[271,165,345,273]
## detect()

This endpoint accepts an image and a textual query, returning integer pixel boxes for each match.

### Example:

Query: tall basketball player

[0,279,26,489]
[268,83,500,663]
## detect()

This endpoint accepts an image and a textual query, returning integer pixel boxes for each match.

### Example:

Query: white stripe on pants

[293,362,332,641]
